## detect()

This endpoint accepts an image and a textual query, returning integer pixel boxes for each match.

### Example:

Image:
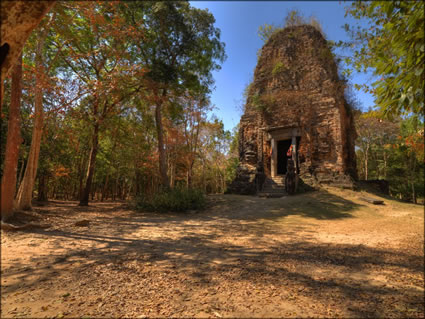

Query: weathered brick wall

[228,25,357,194]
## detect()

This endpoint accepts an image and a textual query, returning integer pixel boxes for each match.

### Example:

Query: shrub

[252,93,266,112]
[272,61,287,76]
[135,187,206,213]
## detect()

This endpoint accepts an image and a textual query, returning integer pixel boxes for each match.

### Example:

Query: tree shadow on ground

[355,180,423,206]
[204,188,363,221]
[3,227,423,317]
[2,191,423,318]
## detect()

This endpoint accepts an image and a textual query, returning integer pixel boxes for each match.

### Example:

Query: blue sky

[190,1,375,132]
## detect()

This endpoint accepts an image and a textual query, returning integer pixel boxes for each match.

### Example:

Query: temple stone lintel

[268,127,300,141]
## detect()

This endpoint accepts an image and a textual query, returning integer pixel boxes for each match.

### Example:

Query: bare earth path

[1,187,424,318]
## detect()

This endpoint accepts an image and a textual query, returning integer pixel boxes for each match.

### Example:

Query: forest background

[0,1,423,221]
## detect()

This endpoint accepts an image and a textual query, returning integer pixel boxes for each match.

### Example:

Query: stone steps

[263,185,285,189]
[258,176,287,198]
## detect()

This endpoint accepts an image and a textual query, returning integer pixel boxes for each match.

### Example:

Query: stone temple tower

[228,25,357,195]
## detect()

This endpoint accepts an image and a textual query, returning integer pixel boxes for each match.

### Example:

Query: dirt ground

[1,187,424,318]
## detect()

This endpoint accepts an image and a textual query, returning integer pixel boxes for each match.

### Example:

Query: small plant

[135,187,206,213]
[309,16,325,37]
[258,23,281,44]
[319,47,334,62]
[272,61,287,76]
[284,9,305,28]
[251,93,266,112]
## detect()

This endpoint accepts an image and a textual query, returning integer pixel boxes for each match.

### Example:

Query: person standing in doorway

[286,144,293,158]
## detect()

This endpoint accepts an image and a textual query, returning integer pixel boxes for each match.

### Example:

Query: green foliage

[319,47,334,63]
[135,187,206,213]
[251,94,266,112]
[355,111,424,203]
[272,61,287,76]
[0,1,231,205]
[257,23,279,43]
[225,157,239,185]
[121,1,226,96]
[224,125,239,188]
[340,1,424,118]
[241,81,253,109]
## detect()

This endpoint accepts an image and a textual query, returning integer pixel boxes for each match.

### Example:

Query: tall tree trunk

[155,100,169,189]
[79,122,99,206]
[15,33,46,210]
[187,163,193,189]
[0,54,22,221]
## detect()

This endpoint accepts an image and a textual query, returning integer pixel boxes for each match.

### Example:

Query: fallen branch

[360,197,384,205]
[1,221,51,231]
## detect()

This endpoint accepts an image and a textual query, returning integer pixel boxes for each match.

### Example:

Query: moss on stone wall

[272,61,288,76]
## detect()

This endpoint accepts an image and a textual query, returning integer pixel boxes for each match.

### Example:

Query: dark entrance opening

[277,139,292,175]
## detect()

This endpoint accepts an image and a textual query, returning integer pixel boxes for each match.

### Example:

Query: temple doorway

[277,139,292,175]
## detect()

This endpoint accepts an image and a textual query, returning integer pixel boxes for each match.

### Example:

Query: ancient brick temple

[228,25,357,195]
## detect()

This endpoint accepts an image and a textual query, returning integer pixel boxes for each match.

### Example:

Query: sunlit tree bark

[0,54,22,220]
[15,28,49,210]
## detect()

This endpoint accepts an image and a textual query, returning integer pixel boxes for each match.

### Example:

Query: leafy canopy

[120,1,226,97]
[340,1,424,118]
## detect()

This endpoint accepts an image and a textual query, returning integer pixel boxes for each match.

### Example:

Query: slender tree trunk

[79,122,99,206]
[411,155,417,204]
[0,55,23,221]
[51,184,56,199]
[121,182,127,200]
[169,156,175,188]
[202,158,206,192]
[37,174,48,201]
[16,157,25,191]
[113,175,118,201]
[364,144,369,180]
[78,153,85,199]
[116,179,121,200]
[411,181,416,204]
[155,98,169,189]
[72,181,77,199]
[90,176,96,200]
[383,150,388,179]
[187,163,193,189]
[15,36,45,210]
[101,174,109,202]
[134,171,140,196]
